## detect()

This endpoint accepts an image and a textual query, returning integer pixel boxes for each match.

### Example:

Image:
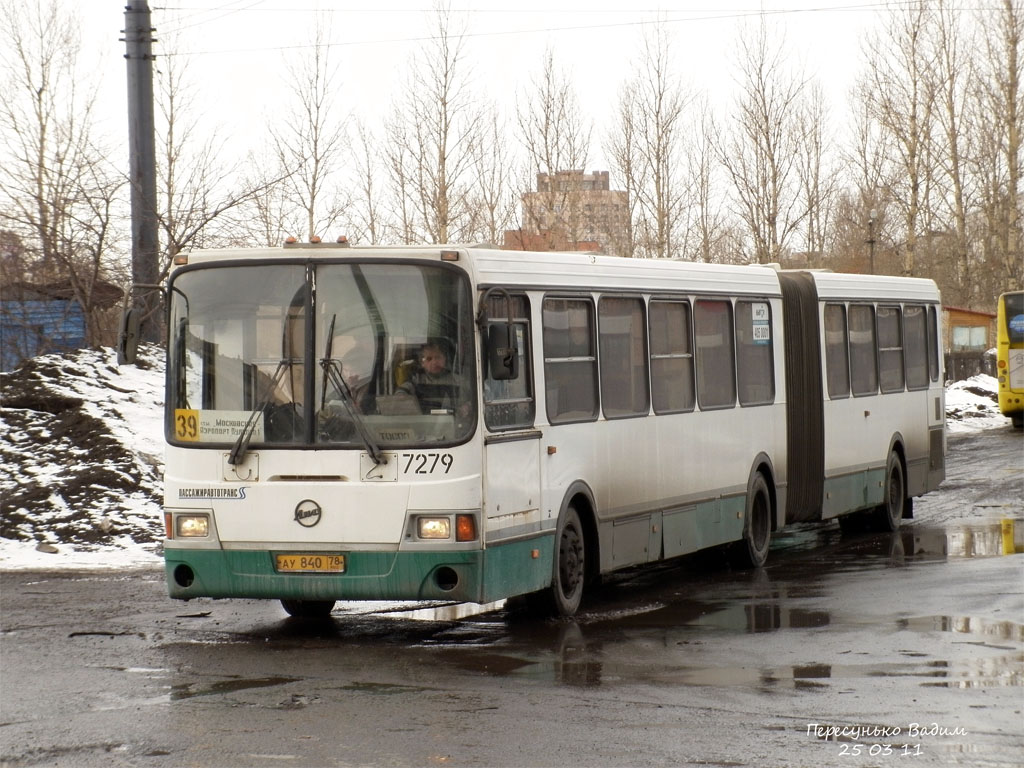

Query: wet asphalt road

[1,427,1022,768]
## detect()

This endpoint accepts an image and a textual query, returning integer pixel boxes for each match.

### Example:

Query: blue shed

[0,281,122,371]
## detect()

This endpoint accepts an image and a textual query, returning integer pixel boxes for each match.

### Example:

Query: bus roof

[468,248,782,296]
[175,245,784,297]
[798,270,941,303]
[174,245,938,303]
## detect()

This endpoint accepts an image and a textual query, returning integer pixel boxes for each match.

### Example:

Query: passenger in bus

[399,340,462,415]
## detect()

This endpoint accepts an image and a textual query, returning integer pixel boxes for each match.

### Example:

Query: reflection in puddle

[900,615,1024,643]
[336,599,506,622]
[911,518,1023,558]
[170,675,299,700]
[336,682,433,695]
[691,603,832,634]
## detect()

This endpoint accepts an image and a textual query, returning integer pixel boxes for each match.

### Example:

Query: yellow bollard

[1000,518,1015,555]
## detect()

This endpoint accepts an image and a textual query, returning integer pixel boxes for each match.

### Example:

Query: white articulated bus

[159,243,945,617]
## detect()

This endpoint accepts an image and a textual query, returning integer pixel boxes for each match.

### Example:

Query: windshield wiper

[227,359,290,466]
[320,314,385,466]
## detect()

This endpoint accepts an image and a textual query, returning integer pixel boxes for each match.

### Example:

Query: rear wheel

[280,599,336,618]
[731,474,771,568]
[874,451,906,532]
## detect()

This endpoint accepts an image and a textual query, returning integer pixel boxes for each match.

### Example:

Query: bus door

[921,304,945,490]
[483,429,542,542]
[480,297,542,545]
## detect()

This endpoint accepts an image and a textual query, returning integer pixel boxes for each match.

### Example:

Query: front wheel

[280,599,336,618]
[522,505,587,618]
[551,505,586,616]
[731,474,772,569]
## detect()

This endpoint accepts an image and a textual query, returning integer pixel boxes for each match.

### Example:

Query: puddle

[335,682,433,695]
[363,600,506,622]
[333,599,506,622]
[900,615,1024,643]
[910,518,1024,559]
[170,675,299,700]
[690,603,832,634]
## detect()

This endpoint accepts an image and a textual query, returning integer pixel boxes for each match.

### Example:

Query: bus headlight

[176,514,210,538]
[418,517,451,539]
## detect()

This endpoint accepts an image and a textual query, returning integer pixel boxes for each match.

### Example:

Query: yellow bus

[996,290,1024,428]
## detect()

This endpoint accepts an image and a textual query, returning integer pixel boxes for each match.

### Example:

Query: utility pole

[123,2,160,346]
[867,208,878,274]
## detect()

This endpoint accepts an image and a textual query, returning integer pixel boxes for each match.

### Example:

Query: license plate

[275,554,345,573]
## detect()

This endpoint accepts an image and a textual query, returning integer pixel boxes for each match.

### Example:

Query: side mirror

[487,323,519,381]
[117,307,141,365]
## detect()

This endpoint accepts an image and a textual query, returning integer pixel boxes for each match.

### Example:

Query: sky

[76,0,887,172]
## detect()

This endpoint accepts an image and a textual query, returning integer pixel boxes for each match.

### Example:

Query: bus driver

[399,340,460,414]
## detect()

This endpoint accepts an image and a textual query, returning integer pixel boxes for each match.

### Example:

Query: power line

[157,0,269,36]
[157,1,918,58]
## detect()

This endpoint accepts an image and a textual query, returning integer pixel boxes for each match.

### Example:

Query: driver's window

[483,293,534,430]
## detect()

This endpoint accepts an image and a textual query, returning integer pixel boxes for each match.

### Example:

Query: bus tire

[550,505,586,617]
[280,599,335,618]
[731,474,771,569]
[874,451,905,532]
[1012,413,1023,429]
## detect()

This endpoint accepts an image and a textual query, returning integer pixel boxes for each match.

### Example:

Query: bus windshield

[167,261,476,449]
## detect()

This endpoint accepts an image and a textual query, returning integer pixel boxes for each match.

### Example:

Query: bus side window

[878,305,905,393]
[849,304,878,396]
[735,300,774,406]
[694,299,736,410]
[904,305,929,390]
[824,303,850,398]
[649,300,695,414]
[483,293,534,430]
[599,296,649,418]
[543,297,599,424]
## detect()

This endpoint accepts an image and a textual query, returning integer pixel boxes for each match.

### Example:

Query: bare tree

[605,86,640,257]
[224,147,298,248]
[856,2,938,276]
[268,22,349,242]
[686,100,731,263]
[154,45,287,264]
[974,0,1023,297]
[383,111,418,245]
[344,120,385,245]
[516,48,592,248]
[794,82,840,265]
[0,0,125,351]
[926,1,977,303]
[388,3,478,244]
[466,104,517,245]
[718,20,808,264]
[608,24,691,259]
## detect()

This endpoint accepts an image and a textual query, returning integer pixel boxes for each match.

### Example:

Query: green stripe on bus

[166,538,556,605]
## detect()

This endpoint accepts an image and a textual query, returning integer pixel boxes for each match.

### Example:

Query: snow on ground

[1,346,165,570]
[0,348,1016,571]
[944,373,1012,433]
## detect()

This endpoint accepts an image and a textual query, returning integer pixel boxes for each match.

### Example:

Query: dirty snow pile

[944,373,1009,432]
[1,346,165,569]
[0,347,1015,571]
